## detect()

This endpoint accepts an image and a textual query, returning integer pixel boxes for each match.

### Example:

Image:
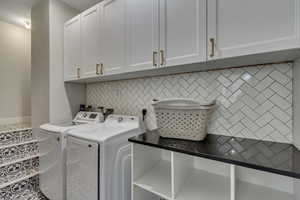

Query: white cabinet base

[175,169,230,200]
[131,144,296,200]
[134,160,172,200]
[237,181,294,200]
[133,186,160,200]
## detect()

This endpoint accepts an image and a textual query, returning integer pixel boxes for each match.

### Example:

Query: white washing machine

[65,115,144,200]
[39,111,103,200]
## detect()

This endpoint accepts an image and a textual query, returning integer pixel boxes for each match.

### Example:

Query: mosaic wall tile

[87,63,293,143]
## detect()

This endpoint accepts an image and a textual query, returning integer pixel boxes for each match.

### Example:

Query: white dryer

[39,111,103,200]
[65,115,144,200]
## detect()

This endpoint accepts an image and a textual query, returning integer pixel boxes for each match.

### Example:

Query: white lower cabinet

[133,186,161,200]
[173,153,230,200]
[132,144,296,200]
[235,166,294,200]
[132,144,172,199]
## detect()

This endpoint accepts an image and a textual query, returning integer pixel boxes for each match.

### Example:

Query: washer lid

[66,118,141,142]
[40,122,77,133]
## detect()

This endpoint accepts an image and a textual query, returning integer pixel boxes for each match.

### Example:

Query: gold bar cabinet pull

[209,38,215,58]
[96,64,100,75]
[153,51,158,67]
[100,63,104,75]
[160,50,165,66]
[77,67,80,78]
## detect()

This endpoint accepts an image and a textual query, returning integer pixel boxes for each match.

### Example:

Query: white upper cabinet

[81,4,102,78]
[208,0,300,60]
[126,0,159,71]
[64,15,81,81]
[101,0,127,74]
[64,0,300,82]
[159,0,207,67]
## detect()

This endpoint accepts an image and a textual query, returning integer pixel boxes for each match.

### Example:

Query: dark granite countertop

[129,130,300,179]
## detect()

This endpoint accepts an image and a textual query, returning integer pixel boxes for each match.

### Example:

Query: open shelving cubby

[132,144,172,200]
[133,185,162,200]
[235,166,294,200]
[173,153,231,200]
[131,143,231,200]
[130,132,300,200]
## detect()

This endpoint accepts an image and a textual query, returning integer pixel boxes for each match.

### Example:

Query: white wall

[293,57,300,200]
[49,0,86,124]
[0,20,31,125]
[294,58,300,149]
[31,0,50,130]
[31,0,86,132]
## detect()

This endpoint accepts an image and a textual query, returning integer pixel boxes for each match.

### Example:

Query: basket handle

[152,98,215,107]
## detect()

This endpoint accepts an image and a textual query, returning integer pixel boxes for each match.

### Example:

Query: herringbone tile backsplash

[87,63,293,143]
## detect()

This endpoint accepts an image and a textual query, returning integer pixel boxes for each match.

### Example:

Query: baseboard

[0,116,31,125]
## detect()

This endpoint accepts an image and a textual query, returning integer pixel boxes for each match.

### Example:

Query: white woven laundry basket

[152,99,215,141]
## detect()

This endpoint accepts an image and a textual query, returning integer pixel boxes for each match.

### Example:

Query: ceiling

[0,0,101,29]
[0,0,39,28]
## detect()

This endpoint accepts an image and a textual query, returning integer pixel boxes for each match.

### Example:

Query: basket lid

[152,98,215,109]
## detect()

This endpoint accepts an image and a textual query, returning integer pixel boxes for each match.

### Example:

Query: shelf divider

[173,152,193,198]
[230,165,236,200]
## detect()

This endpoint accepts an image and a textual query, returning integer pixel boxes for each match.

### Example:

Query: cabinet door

[208,0,300,60]
[64,16,81,81]
[101,0,127,74]
[66,137,98,200]
[81,4,102,78]
[159,0,207,67]
[126,0,159,71]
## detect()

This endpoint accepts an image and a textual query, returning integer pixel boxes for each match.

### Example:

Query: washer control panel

[73,111,104,124]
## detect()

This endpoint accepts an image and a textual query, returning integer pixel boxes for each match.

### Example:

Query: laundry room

[1,0,300,200]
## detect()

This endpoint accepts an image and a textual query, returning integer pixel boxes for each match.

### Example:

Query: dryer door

[66,136,99,200]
